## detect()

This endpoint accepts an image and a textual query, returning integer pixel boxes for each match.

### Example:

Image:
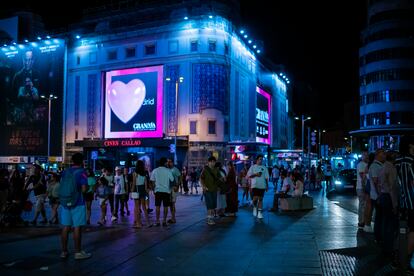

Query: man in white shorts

[247,155,269,219]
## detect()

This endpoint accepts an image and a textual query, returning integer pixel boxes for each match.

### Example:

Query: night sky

[239,0,367,130]
[2,0,368,130]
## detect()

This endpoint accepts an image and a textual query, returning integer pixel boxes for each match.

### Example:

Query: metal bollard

[399,218,408,274]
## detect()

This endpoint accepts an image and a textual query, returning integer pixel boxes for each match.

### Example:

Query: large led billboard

[0,40,65,156]
[104,66,163,138]
[256,87,271,144]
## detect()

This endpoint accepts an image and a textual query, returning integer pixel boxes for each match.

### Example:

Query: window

[224,44,229,55]
[107,50,117,60]
[125,47,136,58]
[89,52,97,64]
[190,121,197,134]
[76,55,80,65]
[208,120,216,134]
[224,121,229,135]
[145,44,156,55]
[168,40,178,54]
[208,40,216,52]
[191,40,198,52]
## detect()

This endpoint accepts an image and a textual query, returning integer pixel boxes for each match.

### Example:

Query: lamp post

[40,94,58,170]
[166,76,184,165]
[316,129,326,160]
[294,115,311,164]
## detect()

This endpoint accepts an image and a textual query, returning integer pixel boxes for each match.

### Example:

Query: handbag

[205,166,229,193]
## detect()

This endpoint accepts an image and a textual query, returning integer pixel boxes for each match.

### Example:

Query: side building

[353,0,414,150]
[63,0,292,170]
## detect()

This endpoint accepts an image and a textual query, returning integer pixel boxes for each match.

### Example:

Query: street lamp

[294,115,311,163]
[165,76,184,165]
[315,129,326,160]
[40,94,58,170]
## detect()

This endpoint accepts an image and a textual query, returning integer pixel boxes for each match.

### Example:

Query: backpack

[59,168,81,207]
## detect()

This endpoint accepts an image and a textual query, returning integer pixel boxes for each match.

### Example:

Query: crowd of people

[0,136,413,266]
[0,154,307,230]
[355,136,414,271]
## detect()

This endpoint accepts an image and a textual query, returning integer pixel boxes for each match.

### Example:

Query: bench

[279,196,314,211]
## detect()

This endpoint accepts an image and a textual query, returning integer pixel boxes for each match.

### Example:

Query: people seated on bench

[292,172,304,197]
[270,171,293,211]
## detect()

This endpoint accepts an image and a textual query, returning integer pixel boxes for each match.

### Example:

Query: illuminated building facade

[64,0,292,168]
[354,0,414,150]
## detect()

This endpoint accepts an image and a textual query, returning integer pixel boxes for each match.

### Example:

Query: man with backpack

[59,152,91,260]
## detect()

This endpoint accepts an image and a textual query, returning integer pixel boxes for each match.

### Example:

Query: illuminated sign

[103,139,142,147]
[104,66,163,138]
[256,87,271,144]
[0,39,65,156]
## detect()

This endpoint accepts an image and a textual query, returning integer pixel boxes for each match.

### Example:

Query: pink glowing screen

[104,66,163,138]
[256,87,271,145]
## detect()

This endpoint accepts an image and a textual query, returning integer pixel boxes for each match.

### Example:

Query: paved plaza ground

[0,186,398,275]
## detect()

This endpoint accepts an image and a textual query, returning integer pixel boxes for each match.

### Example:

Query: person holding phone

[247,155,269,219]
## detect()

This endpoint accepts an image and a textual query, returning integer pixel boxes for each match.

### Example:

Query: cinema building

[63,0,293,170]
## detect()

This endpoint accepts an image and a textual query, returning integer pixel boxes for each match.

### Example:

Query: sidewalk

[0,187,394,275]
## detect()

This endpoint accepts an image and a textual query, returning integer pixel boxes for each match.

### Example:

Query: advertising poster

[0,40,65,156]
[104,66,164,138]
[256,87,271,144]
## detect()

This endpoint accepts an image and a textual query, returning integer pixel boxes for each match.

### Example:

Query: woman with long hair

[46,173,60,224]
[225,161,238,216]
[132,160,151,228]
[239,165,250,206]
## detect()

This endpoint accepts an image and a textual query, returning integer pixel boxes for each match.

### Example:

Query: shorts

[61,205,86,227]
[204,191,217,210]
[98,197,108,206]
[35,194,46,212]
[171,190,177,203]
[252,188,265,198]
[48,197,59,205]
[155,192,171,207]
[84,192,94,202]
[137,185,148,200]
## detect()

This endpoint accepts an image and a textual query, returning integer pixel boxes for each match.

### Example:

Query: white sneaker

[252,207,257,217]
[257,210,264,219]
[74,251,92,260]
[207,219,216,225]
[111,216,117,222]
[363,225,373,233]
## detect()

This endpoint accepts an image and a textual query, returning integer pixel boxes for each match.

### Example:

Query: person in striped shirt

[395,136,414,271]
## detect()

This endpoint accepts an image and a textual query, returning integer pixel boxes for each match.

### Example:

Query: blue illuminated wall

[191,63,228,114]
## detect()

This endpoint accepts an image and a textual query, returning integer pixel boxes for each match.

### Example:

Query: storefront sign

[104,66,163,139]
[103,139,142,147]
[0,156,28,163]
[256,87,271,145]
